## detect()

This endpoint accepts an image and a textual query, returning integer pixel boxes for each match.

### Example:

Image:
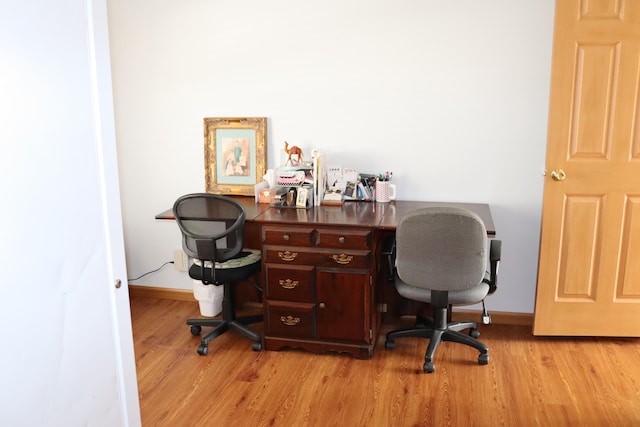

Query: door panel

[557,195,601,299]
[619,197,640,298]
[534,0,640,336]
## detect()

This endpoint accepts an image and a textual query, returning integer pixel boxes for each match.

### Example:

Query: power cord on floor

[128,261,174,281]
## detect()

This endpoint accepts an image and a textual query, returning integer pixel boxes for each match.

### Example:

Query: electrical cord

[128,261,174,281]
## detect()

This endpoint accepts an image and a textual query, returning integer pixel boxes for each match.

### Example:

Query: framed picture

[204,117,267,196]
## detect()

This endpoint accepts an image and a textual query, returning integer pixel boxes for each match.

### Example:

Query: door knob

[551,169,566,181]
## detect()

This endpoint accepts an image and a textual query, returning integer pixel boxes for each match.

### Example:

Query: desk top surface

[156,197,496,236]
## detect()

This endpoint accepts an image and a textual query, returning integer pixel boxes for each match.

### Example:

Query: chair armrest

[488,239,502,294]
[381,237,396,281]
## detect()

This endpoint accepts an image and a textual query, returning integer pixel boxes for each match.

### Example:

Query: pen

[378,171,392,182]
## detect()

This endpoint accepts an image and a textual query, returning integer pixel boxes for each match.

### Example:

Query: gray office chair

[384,207,501,373]
[173,193,263,355]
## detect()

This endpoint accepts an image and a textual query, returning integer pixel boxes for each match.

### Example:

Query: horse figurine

[284,141,304,165]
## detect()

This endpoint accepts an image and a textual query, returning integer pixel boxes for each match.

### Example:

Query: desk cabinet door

[315,268,370,343]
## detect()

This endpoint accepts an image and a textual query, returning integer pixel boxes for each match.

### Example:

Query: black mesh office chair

[384,207,501,373]
[173,193,263,355]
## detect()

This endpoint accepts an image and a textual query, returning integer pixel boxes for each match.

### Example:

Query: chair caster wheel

[251,341,262,351]
[385,340,396,350]
[423,362,435,373]
[197,344,208,355]
[415,315,432,329]
[478,353,489,365]
[190,325,202,335]
[469,328,480,338]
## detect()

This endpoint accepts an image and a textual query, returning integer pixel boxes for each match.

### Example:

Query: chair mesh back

[395,207,487,291]
[173,193,246,263]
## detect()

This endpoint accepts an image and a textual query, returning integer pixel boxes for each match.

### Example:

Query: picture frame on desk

[204,117,267,196]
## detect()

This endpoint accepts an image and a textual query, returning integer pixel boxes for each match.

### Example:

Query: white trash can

[192,280,223,317]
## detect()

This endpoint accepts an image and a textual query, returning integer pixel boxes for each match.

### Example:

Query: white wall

[107,0,556,314]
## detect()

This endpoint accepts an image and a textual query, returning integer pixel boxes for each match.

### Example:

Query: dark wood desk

[155,197,270,221]
[156,197,270,249]
[376,200,496,235]
[157,198,495,359]
[155,198,495,234]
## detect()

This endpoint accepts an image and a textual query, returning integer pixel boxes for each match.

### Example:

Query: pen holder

[375,181,396,203]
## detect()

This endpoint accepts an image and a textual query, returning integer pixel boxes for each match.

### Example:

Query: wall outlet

[173,249,189,271]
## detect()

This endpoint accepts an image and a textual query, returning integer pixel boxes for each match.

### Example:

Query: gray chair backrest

[395,207,487,292]
[173,193,246,263]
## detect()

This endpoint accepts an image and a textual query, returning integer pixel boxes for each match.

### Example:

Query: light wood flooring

[131,296,640,427]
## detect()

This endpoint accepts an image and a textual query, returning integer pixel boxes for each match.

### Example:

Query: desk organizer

[271,166,314,208]
[271,185,314,209]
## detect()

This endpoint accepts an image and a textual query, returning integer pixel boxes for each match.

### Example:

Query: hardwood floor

[131,296,640,426]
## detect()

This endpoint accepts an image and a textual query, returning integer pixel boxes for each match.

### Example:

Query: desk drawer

[264,246,371,270]
[264,263,315,302]
[263,245,320,265]
[262,226,315,246]
[316,228,371,249]
[265,301,315,338]
[315,248,371,270]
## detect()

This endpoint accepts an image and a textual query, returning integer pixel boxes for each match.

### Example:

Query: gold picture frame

[204,117,267,196]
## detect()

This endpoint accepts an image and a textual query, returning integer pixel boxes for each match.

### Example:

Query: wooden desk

[156,196,272,221]
[376,200,495,235]
[156,197,270,248]
[156,198,495,234]
[157,198,495,359]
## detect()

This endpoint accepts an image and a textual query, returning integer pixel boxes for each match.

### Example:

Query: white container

[192,280,223,317]
[375,181,397,203]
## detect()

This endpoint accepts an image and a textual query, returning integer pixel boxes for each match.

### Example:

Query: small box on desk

[321,188,345,206]
[258,188,273,204]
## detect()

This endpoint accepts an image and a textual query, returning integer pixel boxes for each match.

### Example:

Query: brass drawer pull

[280,315,300,326]
[332,254,353,265]
[279,279,299,289]
[338,236,345,244]
[278,250,298,261]
[283,234,290,240]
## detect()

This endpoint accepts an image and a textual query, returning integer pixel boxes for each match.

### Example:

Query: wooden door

[534,0,640,336]
[1,0,141,425]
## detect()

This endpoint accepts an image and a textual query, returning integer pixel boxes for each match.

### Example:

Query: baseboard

[451,309,533,326]
[128,285,534,327]
[128,284,194,301]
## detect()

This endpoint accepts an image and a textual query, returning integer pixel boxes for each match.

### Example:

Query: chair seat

[395,271,491,305]
[190,249,261,284]
[193,249,261,269]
